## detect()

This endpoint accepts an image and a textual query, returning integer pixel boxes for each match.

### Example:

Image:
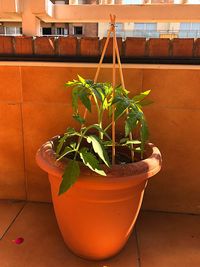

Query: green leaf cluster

[56,75,152,194]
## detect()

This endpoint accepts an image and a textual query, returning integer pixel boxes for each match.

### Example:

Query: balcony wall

[0,35,200,216]
[0,58,200,214]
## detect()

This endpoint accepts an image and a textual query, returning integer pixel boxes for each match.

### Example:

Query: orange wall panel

[0,64,199,214]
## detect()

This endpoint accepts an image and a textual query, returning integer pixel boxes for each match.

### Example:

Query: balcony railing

[115,29,200,38]
[2,30,199,38]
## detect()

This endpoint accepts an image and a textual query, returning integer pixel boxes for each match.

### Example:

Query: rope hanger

[83,14,134,165]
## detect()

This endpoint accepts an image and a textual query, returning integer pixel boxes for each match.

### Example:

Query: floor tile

[0,203,139,267]
[0,200,25,238]
[137,211,200,267]
[26,170,52,203]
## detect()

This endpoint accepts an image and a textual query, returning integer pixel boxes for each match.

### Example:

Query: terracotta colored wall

[0,64,200,215]
[1,36,200,58]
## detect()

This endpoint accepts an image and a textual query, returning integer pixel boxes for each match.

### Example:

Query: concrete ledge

[53,4,200,22]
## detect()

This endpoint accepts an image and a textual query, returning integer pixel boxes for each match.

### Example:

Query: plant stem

[99,107,104,140]
[92,92,102,139]
[74,134,83,160]
[104,107,129,132]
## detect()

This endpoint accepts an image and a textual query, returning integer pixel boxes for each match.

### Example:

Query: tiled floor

[0,200,199,267]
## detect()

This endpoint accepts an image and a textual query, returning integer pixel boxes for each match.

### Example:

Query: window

[116,23,123,31]
[134,23,145,31]
[4,27,22,35]
[186,0,200,4]
[134,23,158,38]
[42,28,52,35]
[56,28,65,35]
[116,23,124,37]
[55,0,67,3]
[123,0,143,3]
[179,23,200,38]
[74,26,83,35]
[146,23,157,31]
[134,23,157,31]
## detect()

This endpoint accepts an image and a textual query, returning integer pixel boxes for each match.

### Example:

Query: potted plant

[36,16,161,260]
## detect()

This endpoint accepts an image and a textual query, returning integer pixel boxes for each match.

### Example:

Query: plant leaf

[112,95,123,105]
[127,140,141,145]
[92,86,103,102]
[59,160,80,195]
[56,136,67,156]
[132,90,151,103]
[79,90,91,112]
[119,137,129,144]
[85,124,111,140]
[102,140,113,146]
[79,148,106,176]
[140,118,149,143]
[87,135,110,167]
[140,117,149,158]
[114,100,130,120]
[57,146,74,161]
[115,84,129,96]
[66,127,76,135]
[72,87,79,113]
[120,138,141,145]
[102,98,109,110]
[78,75,85,85]
[125,112,138,137]
[73,113,86,124]
[65,80,79,87]
[56,130,77,156]
[139,99,154,106]
[69,142,76,149]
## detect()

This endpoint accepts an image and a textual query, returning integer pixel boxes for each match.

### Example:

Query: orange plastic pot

[36,136,161,260]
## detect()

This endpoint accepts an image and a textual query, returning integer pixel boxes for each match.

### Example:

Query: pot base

[36,139,162,260]
[49,174,146,260]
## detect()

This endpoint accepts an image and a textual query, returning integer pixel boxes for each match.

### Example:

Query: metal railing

[115,29,200,38]
[1,30,200,38]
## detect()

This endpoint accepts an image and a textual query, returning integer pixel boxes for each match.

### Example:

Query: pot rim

[36,135,162,189]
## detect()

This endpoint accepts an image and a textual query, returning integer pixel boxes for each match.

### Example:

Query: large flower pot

[36,136,162,260]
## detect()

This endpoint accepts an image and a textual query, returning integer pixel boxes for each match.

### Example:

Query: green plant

[56,75,152,195]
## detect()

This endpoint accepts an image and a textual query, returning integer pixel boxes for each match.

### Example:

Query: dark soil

[54,136,146,165]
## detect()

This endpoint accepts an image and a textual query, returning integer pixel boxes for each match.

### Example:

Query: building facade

[0,0,200,38]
